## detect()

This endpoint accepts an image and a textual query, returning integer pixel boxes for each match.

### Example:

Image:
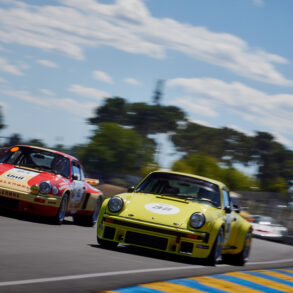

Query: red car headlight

[39,181,52,194]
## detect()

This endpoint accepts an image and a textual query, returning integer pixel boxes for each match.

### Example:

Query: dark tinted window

[0,146,70,177]
[136,172,220,207]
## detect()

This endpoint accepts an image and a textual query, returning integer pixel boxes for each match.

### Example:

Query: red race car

[0,145,103,226]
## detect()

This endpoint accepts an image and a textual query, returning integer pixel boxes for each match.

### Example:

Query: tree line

[1,98,292,193]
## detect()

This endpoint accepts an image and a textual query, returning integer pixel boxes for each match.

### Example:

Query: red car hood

[0,163,66,193]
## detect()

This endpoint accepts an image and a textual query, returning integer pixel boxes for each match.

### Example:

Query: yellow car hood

[115,193,219,230]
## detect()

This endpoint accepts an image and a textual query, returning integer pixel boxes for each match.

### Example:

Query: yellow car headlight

[108,197,124,212]
[190,212,205,228]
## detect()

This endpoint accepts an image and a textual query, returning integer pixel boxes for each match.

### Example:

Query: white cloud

[124,77,140,85]
[93,70,113,84]
[174,96,218,117]
[0,87,96,117]
[272,133,293,148]
[40,89,54,96]
[167,77,293,140]
[37,59,58,68]
[252,0,265,7]
[226,124,254,136]
[0,57,23,76]
[187,117,213,128]
[68,84,110,100]
[0,0,290,85]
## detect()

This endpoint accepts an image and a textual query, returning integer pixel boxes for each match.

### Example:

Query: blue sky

[0,0,293,167]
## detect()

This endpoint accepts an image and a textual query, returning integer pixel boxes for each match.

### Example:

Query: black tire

[72,214,83,225]
[54,194,68,225]
[206,227,224,266]
[223,229,252,266]
[97,237,118,249]
[73,196,103,227]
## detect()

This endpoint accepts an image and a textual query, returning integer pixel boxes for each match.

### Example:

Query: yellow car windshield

[136,172,220,207]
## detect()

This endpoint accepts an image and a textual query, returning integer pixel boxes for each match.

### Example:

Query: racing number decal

[71,181,84,203]
[70,162,86,208]
[145,203,180,215]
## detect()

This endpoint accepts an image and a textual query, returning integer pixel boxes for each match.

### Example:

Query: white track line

[1,259,293,287]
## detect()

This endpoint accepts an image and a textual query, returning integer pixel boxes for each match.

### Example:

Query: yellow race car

[96,170,252,265]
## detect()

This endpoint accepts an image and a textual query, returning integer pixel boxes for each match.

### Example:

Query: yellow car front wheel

[223,229,252,266]
[206,227,223,266]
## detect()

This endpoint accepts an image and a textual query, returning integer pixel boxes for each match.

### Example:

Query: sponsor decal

[0,189,19,198]
[0,179,26,189]
[5,174,25,181]
[58,181,68,191]
[4,168,39,181]
[11,168,39,177]
[145,203,180,215]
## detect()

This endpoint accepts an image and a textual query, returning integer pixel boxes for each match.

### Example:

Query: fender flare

[209,219,225,245]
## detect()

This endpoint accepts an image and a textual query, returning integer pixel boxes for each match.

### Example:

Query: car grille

[0,196,19,209]
[104,217,207,241]
[125,231,168,250]
[180,241,193,254]
[103,226,116,240]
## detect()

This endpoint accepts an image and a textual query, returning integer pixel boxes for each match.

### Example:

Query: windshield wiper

[159,193,196,201]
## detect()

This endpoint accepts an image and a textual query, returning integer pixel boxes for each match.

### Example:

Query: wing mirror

[233,204,240,213]
[71,174,79,181]
[127,186,135,192]
[224,206,232,214]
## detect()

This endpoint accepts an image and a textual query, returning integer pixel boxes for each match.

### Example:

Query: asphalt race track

[1,210,293,293]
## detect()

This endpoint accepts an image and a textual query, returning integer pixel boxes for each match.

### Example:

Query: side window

[72,163,81,181]
[80,167,85,181]
[222,188,231,208]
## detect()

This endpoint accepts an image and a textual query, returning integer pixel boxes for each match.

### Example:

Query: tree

[78,122,156,177]
[88,97,186,137]
[266,177,288,193]
[5,133,22,146]
[220,168,259,191]
[172,153,258,191]
[88,97,128,126]
[25,138,46,147]
[171,121,293,192]
[173,153,222,180]
[171,122,252,165]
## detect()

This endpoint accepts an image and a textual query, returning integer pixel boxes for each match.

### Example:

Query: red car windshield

[0,146,70,178]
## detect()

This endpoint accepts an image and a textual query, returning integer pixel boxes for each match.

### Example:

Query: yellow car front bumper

[97,215,212,258]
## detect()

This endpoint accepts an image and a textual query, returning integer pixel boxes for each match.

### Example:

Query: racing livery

[97,170,252,265]
[0,145,103,226]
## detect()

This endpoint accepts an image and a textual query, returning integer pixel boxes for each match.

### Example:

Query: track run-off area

[1,211,293,293]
